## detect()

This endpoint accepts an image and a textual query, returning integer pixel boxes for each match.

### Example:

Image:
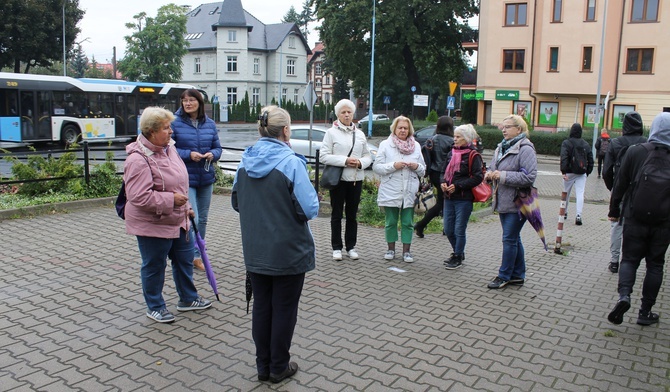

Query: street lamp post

[592,0,609,156]
[367,0,376,138]
[62,0,67,76]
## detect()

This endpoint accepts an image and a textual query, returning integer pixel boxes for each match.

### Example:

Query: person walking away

[441,125,484,270]
[320,99,373,261]
[124,107,212,324]
[373,116,425,263]
[485,114,538,289]
[172,89,222,271]
[232,106,320,383]
[414,116,454,237]
[606,111,670,326]
[559,123,594,225]
[602,111,647,273]
[594,130,611,178]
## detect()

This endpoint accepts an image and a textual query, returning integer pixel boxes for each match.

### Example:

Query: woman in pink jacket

[124,106,212,323]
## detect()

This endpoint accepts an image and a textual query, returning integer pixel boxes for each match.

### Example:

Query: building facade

[307,42,335,106]
[179,0,311,111]
[476,0,669,130]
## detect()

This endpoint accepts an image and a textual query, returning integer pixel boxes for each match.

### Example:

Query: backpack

[628,143,670,225]
[598,138,610,158]
[115,151,150,219]
[569,140,588,174]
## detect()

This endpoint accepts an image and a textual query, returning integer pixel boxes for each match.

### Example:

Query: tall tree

[314,0,477,114]
[118,4,189,83]
[282,0,314,39]
[0,0,84,73]
[71,44,89,78]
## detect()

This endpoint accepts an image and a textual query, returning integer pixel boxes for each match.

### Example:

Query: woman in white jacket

[320,99,373,261]
[373,116,426,263]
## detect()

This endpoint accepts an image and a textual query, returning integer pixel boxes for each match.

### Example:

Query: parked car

[356,114,390,129]
[289,125,378,161]
[414,125,436,146]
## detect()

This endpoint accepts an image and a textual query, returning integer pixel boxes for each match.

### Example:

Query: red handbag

[469,152,492,203]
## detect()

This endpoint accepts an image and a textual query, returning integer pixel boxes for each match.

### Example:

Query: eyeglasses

[502,124,518,130]
[181,99,198,104]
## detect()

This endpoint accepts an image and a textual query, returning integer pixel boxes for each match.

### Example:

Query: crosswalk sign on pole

[447,96,455,110]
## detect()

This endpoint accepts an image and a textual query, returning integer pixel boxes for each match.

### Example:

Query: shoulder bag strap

[347,131,356,157]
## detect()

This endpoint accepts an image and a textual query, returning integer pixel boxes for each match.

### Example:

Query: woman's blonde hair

[454,123,478,144]
[258,105,291,139]
[140,107,175,137]
[390,115,415,137]
[502,114,529,136]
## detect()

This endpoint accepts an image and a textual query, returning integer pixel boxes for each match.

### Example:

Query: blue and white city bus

[0,72,196,144]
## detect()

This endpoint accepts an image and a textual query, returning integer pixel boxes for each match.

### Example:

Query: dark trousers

[329,181,362,251]
[618,221,670,311]
[415,170,444,230]
[249,272,305,375]
[597,155,604,176]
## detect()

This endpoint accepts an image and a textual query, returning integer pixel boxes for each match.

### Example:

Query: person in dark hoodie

[172,89,222,271]
[602,111,646,273]
[607,112,670,326]
[232,106,319,384]
[559,123,594,225]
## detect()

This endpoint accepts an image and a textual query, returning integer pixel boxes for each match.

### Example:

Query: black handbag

[320,131,356,190]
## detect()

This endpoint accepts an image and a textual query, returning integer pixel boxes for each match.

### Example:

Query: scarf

[333,120,355,133]
[391,134,416,155]
[498,133,526,161]
[444,145,471,184]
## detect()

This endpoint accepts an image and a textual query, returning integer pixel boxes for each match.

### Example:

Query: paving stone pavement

[0,168,668,391]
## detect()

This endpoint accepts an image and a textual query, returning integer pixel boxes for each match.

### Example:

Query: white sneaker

[403,252,414,263]
[347,249,359,260]
[332,250,343,261]
[384,250,395,260]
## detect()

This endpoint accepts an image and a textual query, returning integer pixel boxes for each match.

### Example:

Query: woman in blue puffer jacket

[172,89,222,270]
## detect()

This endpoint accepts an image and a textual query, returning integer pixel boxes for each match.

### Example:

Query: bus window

[126,95,137,136]
[115,95,126,136]
[20,91,35,139]
[0,90,19,116]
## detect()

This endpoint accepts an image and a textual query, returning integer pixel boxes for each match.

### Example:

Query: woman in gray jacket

[484,114,538,289]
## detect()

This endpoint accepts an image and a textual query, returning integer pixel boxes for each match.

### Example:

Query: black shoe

[258,373,269,382]
[269,362,299,383]
[444,255,463,270]
[575,215,583,225]
[414,225,424,238]
[637,310,660,326]
[608,262,619,273]
[508,277,525,286]
[607,295,631,325]
[487,276,509,289]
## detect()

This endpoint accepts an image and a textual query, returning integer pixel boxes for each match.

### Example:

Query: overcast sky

[77,0,319,62]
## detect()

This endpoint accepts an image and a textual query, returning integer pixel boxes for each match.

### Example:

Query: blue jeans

[498,212,527,280]
[443,199,473,256]
[189,184,214,258]
[136,229,198,312]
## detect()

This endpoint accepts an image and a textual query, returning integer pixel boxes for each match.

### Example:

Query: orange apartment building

[475,0,669,131]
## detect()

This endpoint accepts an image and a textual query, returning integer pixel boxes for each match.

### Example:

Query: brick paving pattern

[0,164,668,391]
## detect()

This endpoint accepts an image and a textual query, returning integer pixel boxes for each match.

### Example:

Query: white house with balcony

[179,0,311,111]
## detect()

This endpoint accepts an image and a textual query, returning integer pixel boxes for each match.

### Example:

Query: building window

[252,88,260,107]
[194,57,201,73]
[228,30,237,42]
[631,0,659,22]
[325,75,330,84]
[227,56,238,72]
[315,63,322,75]
[582,46,593,72]
[281,88,287,103]
[294,89,299,103]
[503,49,525,71]
[315,79,322,88]
[586,0,597,21]
[288,36,296,48]
[549,47,559,71]
[626,48,654,73]
[505,3,527,26]
[253,58,260,74]
[552,0,562,22]
[227,87,238,105]
[286,59,296,76]
[324,92,331,104]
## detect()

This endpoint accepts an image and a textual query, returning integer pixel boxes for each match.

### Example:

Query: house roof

[308,42,325,64]
[185,1,311,54]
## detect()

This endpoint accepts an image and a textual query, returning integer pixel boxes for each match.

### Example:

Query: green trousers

[384,206,414,244]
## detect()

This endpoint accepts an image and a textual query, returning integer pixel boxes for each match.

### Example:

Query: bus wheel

[61,124,80,146]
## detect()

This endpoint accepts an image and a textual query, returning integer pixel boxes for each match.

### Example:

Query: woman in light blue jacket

[373,116,425,263]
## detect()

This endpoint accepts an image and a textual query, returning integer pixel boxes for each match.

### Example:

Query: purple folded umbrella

[190,217,221,301]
